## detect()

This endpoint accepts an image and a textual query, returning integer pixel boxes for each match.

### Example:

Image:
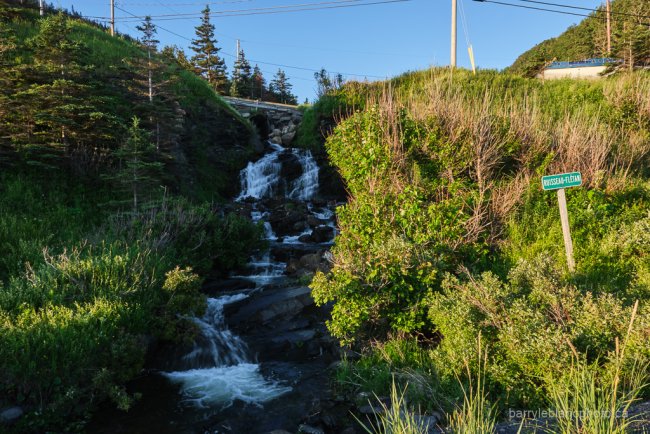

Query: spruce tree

[269,69,297,105]
[162,45,193,72]
[136,16,159,103]
[0,21,17,165]
[190,6,227,93]
[250,64,266,100]
[229,49,252,97]
[106,117,163,212]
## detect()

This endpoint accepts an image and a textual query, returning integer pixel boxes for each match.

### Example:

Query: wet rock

[279,152,303,183]
[311,225,334,243]
[412,414,441,432]
[298,234,312,243]
[0,406,23,424]
[282,132,296,146]
[228,286,314,327]
[307,215,328,227]
[298,424,324,434]
[268,430,293,434]
[271,329,316,345]
[299,253,323,272]
[340,428,356,434]
[268,208,306,236]
[359,404,384,415]
[293,221,309,232]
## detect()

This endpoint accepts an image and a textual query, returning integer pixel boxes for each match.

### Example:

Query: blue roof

[546,58,618,70]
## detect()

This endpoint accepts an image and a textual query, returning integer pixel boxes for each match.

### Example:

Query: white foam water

[165,364,291,409]
[237,142,319,201]
[163,294,290,408]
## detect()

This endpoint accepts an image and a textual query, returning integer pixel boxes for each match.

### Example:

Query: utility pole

[39,0,44,16]
[236,39,241,60]
[606,0,611,54]
[451,0,457,67]
[110,0,115,36]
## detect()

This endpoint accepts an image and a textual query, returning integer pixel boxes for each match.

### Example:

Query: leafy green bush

[0,185,262,430]
[428,255,649,408]
[312,106,477,343]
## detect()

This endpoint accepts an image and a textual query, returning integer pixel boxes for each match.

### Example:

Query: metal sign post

[541,172,582,272]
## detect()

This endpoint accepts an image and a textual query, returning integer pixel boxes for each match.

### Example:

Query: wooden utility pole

[451,0,457,67]
[110,0,115,36]
[236,39,241,60]
[606,0,611,54]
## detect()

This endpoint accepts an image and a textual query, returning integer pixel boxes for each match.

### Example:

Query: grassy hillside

[0,3,264,432]
[0,0,257,199]
[509,0,650,76]
[301,68,650,426]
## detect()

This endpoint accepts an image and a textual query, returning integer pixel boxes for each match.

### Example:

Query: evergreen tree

[136,16,159,103]
[11,13,116,172]
[190,6,227,93]
[269,69,297,104]
[250,64,266,100]
[161,44,193,72]
[0,21,17,165]
[105,117,163,212]
[229,49,252,97]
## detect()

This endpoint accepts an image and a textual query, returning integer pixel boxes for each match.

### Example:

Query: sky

[53,0,605,101]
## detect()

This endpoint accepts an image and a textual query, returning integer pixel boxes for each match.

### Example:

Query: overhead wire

[510,0,650,21]
[473,0,650,27]
[112,0,413,21]
[113,4,382,82]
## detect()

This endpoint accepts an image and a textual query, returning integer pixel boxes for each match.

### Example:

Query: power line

[114,4,384,82]
[113,0,413,21]
[510,0,650,22]
[118,0,371,19]
[120,0,253,6]
[473,0,650,26]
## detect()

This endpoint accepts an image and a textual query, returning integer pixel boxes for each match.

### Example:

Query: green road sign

[541,172,582,191]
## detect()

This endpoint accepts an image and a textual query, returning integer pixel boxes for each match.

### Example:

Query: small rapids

[238,143,319,201]
[163,142,323,411]
[163,295,290,408]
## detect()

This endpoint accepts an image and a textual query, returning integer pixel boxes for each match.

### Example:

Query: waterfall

[238,142,319,201]
[163,142,325,412]
[163,295,291,408]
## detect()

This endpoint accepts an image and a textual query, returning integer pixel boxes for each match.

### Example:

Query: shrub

[428,255,650,408]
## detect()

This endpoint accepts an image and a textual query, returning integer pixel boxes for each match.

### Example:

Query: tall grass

[549,301,649,434]
[447,336,498,434]
[355,381,430,434]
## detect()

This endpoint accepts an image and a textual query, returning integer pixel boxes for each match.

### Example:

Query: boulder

[299,253,323,271]
[278,151,303,182]
[293,221,309,232]
[281,132,296,146]
[298,234,312,243]
[298,425,324,434]
[307,215,328,227]
[0,406,23,424]
[311,225,334,243]
[268,208,305,236]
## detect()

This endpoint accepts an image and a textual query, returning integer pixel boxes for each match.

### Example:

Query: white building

[537,58,617,80]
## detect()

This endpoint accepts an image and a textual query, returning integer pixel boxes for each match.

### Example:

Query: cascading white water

[287,149,319,200]
[164,143,326,413]
[237,142,319,201]
[164,294,291,408]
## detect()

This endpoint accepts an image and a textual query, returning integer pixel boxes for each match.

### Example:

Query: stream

[88,142,347,433]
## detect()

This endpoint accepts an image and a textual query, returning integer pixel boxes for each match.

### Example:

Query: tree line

[161,6,299,104]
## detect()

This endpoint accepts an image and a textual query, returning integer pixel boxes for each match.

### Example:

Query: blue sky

[54,0,604,100]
